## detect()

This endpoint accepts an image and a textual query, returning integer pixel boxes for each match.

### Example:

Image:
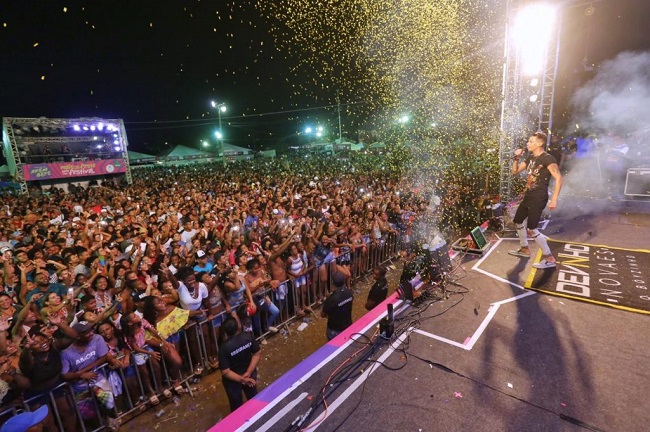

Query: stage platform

[213,197,650,432]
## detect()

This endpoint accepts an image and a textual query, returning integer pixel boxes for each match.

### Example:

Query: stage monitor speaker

[625,168,650,197]
[470,227,488,250]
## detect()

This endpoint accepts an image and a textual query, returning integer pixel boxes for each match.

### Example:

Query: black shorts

[513,190,548,229]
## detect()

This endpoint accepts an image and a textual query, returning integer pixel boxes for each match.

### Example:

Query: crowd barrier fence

[0,233,404,430]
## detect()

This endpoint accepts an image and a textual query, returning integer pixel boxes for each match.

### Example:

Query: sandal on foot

[508,247,531,258]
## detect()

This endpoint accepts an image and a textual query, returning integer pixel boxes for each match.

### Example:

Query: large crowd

[0,153,487,431]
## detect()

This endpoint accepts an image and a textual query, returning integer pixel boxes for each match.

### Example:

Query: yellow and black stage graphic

[525,239,650,315]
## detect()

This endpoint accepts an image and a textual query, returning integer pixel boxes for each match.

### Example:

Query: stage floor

[214,197,650,432]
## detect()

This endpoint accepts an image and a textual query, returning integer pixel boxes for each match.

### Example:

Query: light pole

[210,100,227,166]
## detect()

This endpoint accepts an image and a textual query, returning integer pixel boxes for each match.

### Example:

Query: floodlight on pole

[513,4,556,76]
[210,100,227,166]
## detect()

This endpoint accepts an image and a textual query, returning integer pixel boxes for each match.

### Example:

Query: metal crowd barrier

[0,233,405,429]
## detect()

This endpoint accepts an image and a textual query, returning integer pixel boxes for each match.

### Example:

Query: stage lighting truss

[498,0,561,204]
[1,117,133,194]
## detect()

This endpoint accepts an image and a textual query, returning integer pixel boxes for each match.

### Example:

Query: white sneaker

[260,338,268,345]
[533,259,556,269]
[267,326,279,333]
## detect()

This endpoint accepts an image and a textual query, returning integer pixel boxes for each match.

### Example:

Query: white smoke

[571,51,650,136]
[563,51,650,200]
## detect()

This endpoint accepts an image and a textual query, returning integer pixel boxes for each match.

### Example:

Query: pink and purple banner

[22,159,127,181]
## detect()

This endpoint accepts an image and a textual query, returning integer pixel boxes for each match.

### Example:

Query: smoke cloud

[563,51,650,201]
[571,51,650,135]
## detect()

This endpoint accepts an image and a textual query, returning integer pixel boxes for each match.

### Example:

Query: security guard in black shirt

[321,271,354,341]
[218,316,261,412]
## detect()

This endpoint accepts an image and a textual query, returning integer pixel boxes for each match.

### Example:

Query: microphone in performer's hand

[513,148,524,160]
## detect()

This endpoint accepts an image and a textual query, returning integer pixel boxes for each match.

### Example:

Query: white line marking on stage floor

[308,333,409,431]
[410,239,538,351]
[256,392,309,432]
[472,238,528,291]
[237,301,404,431]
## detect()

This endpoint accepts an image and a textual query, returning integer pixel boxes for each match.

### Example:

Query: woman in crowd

[141,296,190,394]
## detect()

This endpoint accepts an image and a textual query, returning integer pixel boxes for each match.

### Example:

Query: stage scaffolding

[498,0,561,204]
[2,117,132,194]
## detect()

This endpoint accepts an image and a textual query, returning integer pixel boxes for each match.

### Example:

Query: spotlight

[73,125,80,131]
[98,122,104,131]
[96,144,103,149]
[113,140,119,145]
[305,127,312,134]
[530,78,539,87]
[529,94,538,102]
[90,125,96,131]
[113,146,121,151]
[82,126,89,131]
[93,136,98,140]
[514,4,556,76]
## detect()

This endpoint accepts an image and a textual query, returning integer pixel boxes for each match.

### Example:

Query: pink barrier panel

[22,158,127,180]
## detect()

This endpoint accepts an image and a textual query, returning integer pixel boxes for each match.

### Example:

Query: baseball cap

[196,250,206,259]
[0,246,11,254]
[0,405,48,432]
[71,320,94,333]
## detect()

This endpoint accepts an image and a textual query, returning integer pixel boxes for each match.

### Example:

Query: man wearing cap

[193,250,213,273]
[0,405,48,432]
[61,321,120,431]
[321,270,354,341]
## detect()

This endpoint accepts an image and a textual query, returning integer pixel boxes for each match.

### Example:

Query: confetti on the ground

[454,392,463,398]
[507,383,513,388]
[561,402,567,407]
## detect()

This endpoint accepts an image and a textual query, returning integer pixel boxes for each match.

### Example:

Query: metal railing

[0,233,404,430]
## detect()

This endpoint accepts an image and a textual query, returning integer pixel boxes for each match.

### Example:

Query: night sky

[1,0,649,155]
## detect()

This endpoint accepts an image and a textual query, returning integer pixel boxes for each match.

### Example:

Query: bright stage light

[98,122,104,131]
[316,132,322,138]
[113,140,119,145]
[113,146,121,151]
[73,125,80,131]
[399,115,409,124]
[513,3,556,76]
[96,144,103,149]
[529,94,538,102]
[317,126,323,132]
[90,125,96,131]
[530,78,539,87]
[82,126,89,131]
[220,105,227,113]
[305,127,312,134]
[215,131,223,140]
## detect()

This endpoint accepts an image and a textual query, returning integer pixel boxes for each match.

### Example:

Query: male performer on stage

[508,132,563,269]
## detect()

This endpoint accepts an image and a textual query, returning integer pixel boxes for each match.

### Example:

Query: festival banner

[525,239,650,315]
[22,159,127,181]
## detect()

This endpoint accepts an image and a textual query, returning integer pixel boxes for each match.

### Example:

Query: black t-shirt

[19,347,63,391]
[322,287,353,331]
[367,277,388,307]
[218,332,260,379]
[525,152,557,192]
